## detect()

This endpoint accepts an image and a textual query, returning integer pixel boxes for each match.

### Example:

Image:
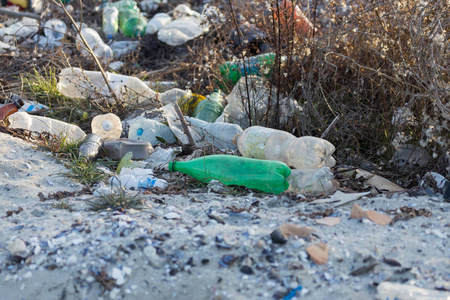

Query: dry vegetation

[0,0,449,187]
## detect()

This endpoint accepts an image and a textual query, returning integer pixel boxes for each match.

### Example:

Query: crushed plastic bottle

[128,118,176,145]
[43,19,67,43]
[287,168,334,194]
[236,126,336,169]
[186,117,242,151]
[157,16,208,46]
[110,167,168,189]
[146,13,172,35]
[168,155,291,194]
[8,111,86,143]
[57,67,158,104]
[91,113,123,139]
[192,90,224,123]
[0,17,39,42]
[103,5,119,39]
[76,26,113,59]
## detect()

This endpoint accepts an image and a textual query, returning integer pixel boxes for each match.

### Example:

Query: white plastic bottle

[287,168,334,194]
[44,19,67,43]
[8,111,86,143]
[128,118,177,145]
[76,26,113,59]
[103,5,119,39]
[57,67,158,104]
[186,117,242,151]
[145,13,172,35]
[91,113,123,139]
[158,88,192,105]
[236,126,336,169]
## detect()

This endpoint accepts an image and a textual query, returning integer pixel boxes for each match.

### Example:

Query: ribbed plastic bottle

[91,113,123,139]
[76,26,113,59]
[168,155,291,194]
[186,117,242,151]
[128,118,176,145]
[102,138,154,160]
[103,5,119,39]
[119,7,147,37]
[8,111,86,143]
[236,126,336,169]
[79,133,103,159]
[192,90,224,123]
[145,13,172,35]
[218,52,276,90]
[0,97,24,122]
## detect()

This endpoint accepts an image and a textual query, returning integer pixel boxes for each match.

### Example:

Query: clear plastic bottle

[119,7,147,37]
[159,88,192,105]
[145,13,172,35]
[91,113,123,139]
[110,174,168,190]
[8,111,86,143]
[168,154,291,194]
[236,126,336,169]
[57,67,158,104]
[103,5,119,39]
[109,0,137,11]
[287,168,334,194]
[186,117,242,151]
[128,118,176,145]
[44,19,67,42]
[79,133,103,159]
[76,26,113,59]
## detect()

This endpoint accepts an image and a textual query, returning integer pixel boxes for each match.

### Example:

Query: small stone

[66,255,77,266]
[7,238,27,256]
[164,212,180,220]
[270,229,287,244]
[22,272,32,279]
[240,266,254,275]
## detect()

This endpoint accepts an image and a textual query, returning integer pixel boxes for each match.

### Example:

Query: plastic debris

[350,204,392,226]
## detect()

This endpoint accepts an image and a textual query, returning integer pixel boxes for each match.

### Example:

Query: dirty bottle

[146,13,172,35]
[218,52,277,90]
[186,117,242,151]
[192,90,224,123]
[236,126,336,169]
[76,26,113,59]
[102,138,154,160]
[0,97,24,122]
[128,118,176,145]
[287,168,334,194]
[119,7,147,37]
[168,155,291,194]
[91,113,123,139]
[8,111,86,143]
[103,5,119,39]
[79,133,103,159]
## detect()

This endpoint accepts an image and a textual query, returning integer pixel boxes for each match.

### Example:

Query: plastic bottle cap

[102,120,113,131]
[136,128,144,136]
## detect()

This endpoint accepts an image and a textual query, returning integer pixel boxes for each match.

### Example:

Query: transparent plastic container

[103,5,119,39]
[192,93,224,123]
[79,133,103,159]
[287,168,334,194]
[91,113,123,139]
[102,138,154,160]
[159,88,192,105]
[110,174,168,190]
[128,118,176,145]
[145,13,172,35]
[8,111,86,143]
[236,126,336,169]
[44,19,67,42]
[109,0,137,12]
[76,26,113,59]
[186,117,242,151]
[57,67,158,104]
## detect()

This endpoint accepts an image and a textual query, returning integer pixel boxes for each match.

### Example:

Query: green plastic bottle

[192,90,224,123]
[218,52,276,91]
[119,7,147,37]
[168,155,291,194]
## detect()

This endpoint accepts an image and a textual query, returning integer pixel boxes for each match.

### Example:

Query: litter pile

[0,0,449,299]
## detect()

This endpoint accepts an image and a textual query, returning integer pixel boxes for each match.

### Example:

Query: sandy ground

[0,131,449,300]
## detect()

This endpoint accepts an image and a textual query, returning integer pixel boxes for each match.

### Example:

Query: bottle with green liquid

[168,155,291,194]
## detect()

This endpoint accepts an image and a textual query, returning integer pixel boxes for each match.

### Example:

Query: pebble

[7,238,27,256]
[164,212,180,220]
